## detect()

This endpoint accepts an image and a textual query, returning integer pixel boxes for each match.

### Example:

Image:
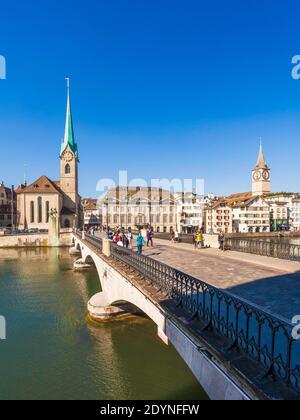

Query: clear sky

[1,0,300,198]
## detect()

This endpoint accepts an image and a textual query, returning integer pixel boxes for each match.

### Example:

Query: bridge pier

[88,292,137,321]
[69,246,81,256]
[74,258,94,271]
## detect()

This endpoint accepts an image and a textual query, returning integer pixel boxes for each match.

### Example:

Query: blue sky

[1,0,300,197]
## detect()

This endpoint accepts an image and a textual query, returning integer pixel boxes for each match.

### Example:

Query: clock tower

[60,79,79,225]
[252,143,271,196]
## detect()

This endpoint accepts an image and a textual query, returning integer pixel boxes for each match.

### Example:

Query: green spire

[60,78,78,157]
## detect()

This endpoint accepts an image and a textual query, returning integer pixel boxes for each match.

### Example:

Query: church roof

[212,192,267,208]
[16,176,62,194]
[60,207,75,215]
[227,192,253,200]
[254,144,269,170]
[82,199,98,210]
[60,79,78,158]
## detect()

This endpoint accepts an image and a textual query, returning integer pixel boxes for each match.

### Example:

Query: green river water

[0,248,207,400]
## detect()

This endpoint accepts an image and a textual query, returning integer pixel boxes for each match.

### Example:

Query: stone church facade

[16,81,81,231]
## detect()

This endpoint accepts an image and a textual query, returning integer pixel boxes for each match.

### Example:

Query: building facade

[174,192,204,234]
[231,194,270,233]
[205,199,233,234]
[291,198,300,231]
[99,187,176,233]
[263,193,295,231]
[0,182,17,228]
[82,199,102,228]
[16,81,81,231]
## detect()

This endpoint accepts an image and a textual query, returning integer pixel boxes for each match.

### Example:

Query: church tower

[252,143,271,196]
[60,79,79,223]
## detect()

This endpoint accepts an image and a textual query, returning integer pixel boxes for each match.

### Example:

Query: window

[64,219,70,228]
[38,197,42,223]
[65,164,71,174]
[46,201,50,223]
[30,201,35,223]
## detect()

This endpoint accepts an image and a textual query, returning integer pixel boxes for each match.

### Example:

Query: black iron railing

[225,238,300,262]
[78,232,300,395]
[84,232,103,251]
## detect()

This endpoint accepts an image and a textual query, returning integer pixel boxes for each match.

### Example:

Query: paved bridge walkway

[142,239,300,322]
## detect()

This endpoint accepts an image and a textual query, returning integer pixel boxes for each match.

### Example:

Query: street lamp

[103,197,109,237]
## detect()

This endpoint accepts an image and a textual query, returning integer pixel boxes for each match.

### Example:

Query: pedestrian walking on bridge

[218,232,225,252]
[147,229,154,247]
[136,231,145,256]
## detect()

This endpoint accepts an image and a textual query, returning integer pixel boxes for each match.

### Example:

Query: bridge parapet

[225,237,300,262]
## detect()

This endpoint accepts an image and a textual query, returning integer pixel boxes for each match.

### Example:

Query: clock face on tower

[253,171,261,181]
[262,170,270,181]
[63,150,74,162]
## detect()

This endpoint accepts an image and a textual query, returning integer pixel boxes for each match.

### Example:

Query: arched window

[64,219,70,228]
[38,197,42,223]
[30,201,35,223]
[45,201,50,223]
[65,164,71,174]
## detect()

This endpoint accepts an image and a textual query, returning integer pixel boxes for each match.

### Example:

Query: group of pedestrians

[106,227,154,256]
[104,225,227,255]
[108,228,134,249]
[86,226,99,236]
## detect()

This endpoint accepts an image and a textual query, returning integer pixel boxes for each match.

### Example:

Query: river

[0,248,207,400]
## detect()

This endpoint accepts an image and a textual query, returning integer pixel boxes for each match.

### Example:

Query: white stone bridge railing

[72,231,300,401]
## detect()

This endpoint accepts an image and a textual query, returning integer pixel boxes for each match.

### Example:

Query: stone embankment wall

[0,232,73,248]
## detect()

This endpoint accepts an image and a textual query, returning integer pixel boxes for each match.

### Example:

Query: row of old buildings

[82,145,300,234]
[82,190,211,234]
[205,146,300,234]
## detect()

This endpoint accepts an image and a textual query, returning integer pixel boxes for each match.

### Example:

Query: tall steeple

[254,141,269,170]
[60,78,78,158]
[252,141,271,196]
[60,78,79,227]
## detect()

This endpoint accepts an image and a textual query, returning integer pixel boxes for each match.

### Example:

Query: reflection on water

[0,248,207,400]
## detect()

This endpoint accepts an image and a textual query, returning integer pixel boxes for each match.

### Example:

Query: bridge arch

[73,237,168,343]
[84,254,96,267]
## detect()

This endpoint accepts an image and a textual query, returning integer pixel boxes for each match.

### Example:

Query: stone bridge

[72,232,300,401]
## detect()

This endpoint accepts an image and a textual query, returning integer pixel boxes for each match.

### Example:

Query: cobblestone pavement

[142,243,300,321]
